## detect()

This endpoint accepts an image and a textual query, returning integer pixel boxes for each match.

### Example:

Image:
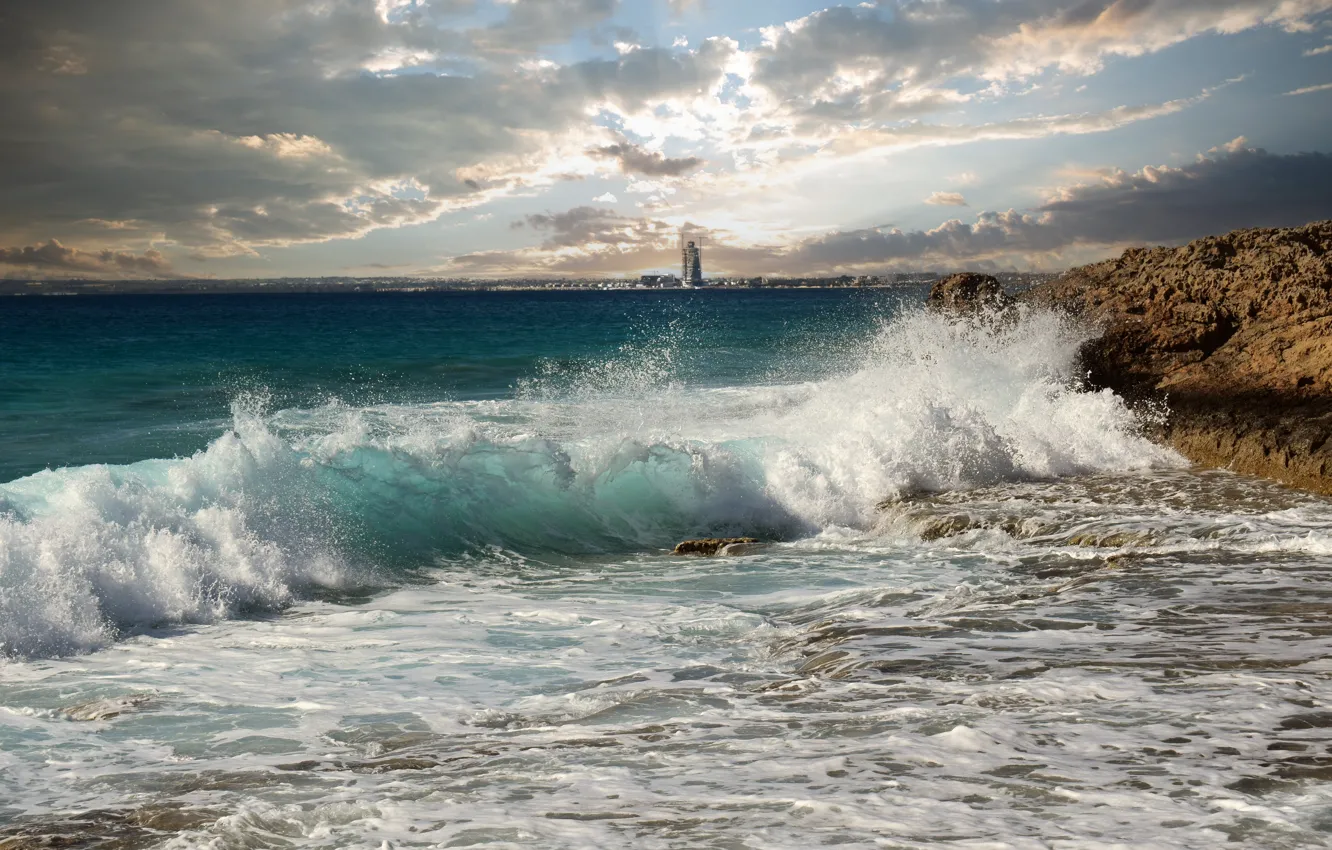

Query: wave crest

[0,306,1177,658]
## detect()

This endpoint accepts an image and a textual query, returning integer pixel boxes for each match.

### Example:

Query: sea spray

[749,306,1181,525]
[0,306,1178,659]
[0,406,349,658]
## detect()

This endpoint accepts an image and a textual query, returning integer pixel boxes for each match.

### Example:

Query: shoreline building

[639,273,678,288]
[681,231,704,285]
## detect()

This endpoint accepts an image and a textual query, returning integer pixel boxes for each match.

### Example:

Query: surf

[0,306,1178,659]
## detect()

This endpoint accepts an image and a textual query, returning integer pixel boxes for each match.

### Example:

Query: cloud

[449,205,776,275]
[782,141,1332,270]
[750,0,1332,123]
[588,140,706,176]
[0,0,731,262]
[668,0,703,14]
[925,191,969,206]
[1033,140,1332,244]
[592,192,618,203]
[475,0,621,52]
[559,38,737,111]
[827,91,1212,156]
[445,141,1332,275]
[0,239,178,278]
[3,0,1329,275]
[1286,82,1332,95]
[518,205,678,250]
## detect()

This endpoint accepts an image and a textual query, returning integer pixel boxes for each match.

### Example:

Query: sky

[2,0,1332,280]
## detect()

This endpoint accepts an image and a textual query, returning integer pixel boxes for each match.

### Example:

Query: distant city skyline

[2,0,1332,281]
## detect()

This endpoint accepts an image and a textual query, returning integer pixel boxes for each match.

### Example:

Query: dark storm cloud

[0,0,729,257]
[1039,144,1332,243]
[785,143,1332,268]
[0,239,177,278]
[788,211,1061,268]
[589,140,705,177]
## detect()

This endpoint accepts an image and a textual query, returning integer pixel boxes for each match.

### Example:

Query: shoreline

[0,273,1055,298]
[0,284,919,296]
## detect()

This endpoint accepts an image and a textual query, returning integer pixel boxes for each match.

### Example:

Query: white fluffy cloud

[926,192,969,206]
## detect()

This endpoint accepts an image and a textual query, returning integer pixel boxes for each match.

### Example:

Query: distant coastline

[0,272,1058,297]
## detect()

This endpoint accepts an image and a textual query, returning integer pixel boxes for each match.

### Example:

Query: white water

[0,308,1176,660]
[6,307,1332,848]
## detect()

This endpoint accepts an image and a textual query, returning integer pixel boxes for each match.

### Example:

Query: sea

[3,289,1332,849]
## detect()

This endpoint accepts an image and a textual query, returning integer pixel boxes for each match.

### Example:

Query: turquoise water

[4,290,1332,848]
[0,290,901,484]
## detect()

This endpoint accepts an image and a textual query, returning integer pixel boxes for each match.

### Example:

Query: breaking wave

[0,307,1179,658]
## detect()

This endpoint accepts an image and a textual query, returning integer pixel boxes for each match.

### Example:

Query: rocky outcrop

[672,538,761,556]
[1023,220,1332,494]
[928,273,1012,313]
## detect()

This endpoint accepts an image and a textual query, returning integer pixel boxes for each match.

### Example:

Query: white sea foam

[0,410,347,657]
[11,304,1332,849]
[0,307,1179,659]
[7,537,1332,848]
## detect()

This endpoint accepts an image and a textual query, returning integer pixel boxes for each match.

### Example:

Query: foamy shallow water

[4,306,1332,847]
[5,469,1332,848]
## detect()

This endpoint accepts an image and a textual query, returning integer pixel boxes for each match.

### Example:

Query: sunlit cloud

[926,192,969,206]
[1,0,1329,275]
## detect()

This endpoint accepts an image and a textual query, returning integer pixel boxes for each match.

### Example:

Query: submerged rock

[62,693,155,722]
[718,540,767,556]
[0,803,223,849]
[277,756,441,773]
[671,537,761,557]
[1023,219,1332,495]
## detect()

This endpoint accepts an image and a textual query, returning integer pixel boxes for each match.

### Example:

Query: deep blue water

[0,288,914,484]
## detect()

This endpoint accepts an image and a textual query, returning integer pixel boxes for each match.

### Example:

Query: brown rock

[1023,219,1332,494]
[927,273,1012,313]
[671,537,760,556]
[0,804,223,849]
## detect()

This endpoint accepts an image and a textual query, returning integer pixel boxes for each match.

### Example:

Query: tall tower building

[681,231,704,285]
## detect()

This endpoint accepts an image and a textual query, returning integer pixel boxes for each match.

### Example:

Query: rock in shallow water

[0,804,223,849]
[671,538,761,556]
[62,693,155,722]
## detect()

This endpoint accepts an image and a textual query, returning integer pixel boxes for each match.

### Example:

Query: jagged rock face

[1024,220,1332,493]
[927,273,1012,313]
